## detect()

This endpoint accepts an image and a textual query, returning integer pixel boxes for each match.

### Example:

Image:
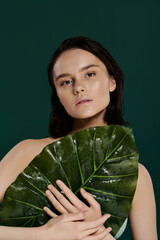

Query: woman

[0,36,158,240]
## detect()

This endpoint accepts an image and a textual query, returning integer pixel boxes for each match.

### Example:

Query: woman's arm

[129,163,158,240]
[0,139,44,202]
[40,212,111,240]
[0,225,40,240]
[0,211,110,240]
[0,141,111,240]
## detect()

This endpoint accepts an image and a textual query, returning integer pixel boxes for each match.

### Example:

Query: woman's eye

[86,72,96,78]
[60,80,72,86]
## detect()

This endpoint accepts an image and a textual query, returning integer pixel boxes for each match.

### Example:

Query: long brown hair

[47,36,128,138]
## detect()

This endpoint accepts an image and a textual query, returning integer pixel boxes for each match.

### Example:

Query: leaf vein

[93,173,137,178]
[22,218,33,227]
[84,187,132,199]
[53,146,72,190]
[31,164,52,185]
[21,175,46,196]
[106,126,117,157]
[74,136,84,184]
[93,129,97,171]
[7,197,44,211]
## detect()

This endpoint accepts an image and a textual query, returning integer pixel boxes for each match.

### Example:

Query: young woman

[0,36,158,240]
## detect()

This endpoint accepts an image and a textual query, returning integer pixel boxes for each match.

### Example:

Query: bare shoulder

[138,163,153,186]
[0,136,59,202]
[0,137,55,168]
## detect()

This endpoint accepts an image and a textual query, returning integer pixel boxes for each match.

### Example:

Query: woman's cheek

[57,89,67,106]
[89,78,108,95]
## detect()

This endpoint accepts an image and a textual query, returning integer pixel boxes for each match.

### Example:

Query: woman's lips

[76,99,93,105]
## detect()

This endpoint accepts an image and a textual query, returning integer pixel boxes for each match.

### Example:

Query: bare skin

[0,48,158,239]
[0,137,113,240]
[0,137,157,240]
[53,49,116,132]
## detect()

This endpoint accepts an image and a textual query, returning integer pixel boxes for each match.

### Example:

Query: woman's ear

[109,77,116,92]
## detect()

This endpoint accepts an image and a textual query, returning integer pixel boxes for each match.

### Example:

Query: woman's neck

[71,116,107,134]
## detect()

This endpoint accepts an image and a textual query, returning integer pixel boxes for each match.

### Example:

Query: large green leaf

[0,125,139,237]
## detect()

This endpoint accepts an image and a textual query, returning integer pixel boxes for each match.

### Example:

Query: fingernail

[81,188,85,193]
[48,185,52,190]
[45,190,50,195]
[56,180,61,185]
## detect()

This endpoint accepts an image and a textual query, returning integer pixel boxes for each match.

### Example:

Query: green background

[0,0,159,239]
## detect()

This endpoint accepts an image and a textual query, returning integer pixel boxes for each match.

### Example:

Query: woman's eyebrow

[55,64,99,82]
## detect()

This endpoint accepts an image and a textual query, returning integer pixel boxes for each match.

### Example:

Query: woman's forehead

[53,48,106,75]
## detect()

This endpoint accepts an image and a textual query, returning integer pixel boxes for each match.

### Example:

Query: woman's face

[53,48,116,121]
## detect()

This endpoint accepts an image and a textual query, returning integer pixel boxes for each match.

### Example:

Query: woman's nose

[73,81,85,94]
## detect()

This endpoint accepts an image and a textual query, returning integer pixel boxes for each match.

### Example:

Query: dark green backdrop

[0,1,159,239]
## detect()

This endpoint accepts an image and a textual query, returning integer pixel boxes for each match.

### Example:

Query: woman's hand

[43,180,113,239]
[40,211,111,240]
[44,180,106,222]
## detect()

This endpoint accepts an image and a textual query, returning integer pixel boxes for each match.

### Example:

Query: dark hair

[47,36,128,138]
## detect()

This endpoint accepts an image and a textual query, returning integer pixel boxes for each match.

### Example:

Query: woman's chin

[70,108,107,121]
[71,114,106,125]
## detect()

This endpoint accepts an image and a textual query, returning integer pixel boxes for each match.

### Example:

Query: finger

[63,210,88,223]
[80,188,101,210]
[47,184,77,213]
[84,227,112,240]
[80,225,100,239]
[45,189,68,214]
[80,214,110,231]
[43,206,58,218]
[56,180,86,209]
